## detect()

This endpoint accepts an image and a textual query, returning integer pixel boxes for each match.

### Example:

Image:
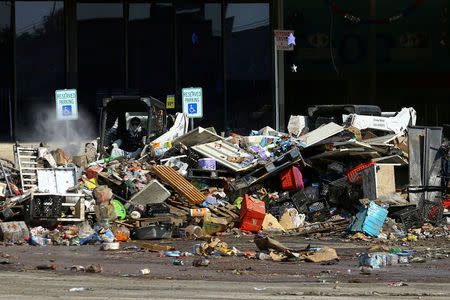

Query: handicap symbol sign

[188,103,197,114]
[62,105,72,116]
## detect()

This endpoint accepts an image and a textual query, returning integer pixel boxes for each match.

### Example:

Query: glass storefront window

[176,3,224,131]
[0,1,12,140]
[224,3,271,133]
[128,2,174,102]
[77,2,124,134]
[15,1,65,141]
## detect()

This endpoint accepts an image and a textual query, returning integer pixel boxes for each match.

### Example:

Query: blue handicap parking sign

[62,105,72,116]
[188,103,197,114]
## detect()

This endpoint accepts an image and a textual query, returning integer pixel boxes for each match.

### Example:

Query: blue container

[348,201,388,237]
[397,253,412,264]
[198,158,216,170]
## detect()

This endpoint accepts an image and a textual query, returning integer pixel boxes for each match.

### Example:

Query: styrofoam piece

[130,179,171,205]
[101,242,120,250]
[298,122,344,148]
[173,126,224,147]
[36,168,77,194]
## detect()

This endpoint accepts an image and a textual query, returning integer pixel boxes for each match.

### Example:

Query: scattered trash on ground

[0,105,448,274]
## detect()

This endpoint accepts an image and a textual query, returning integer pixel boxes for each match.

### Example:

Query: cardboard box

[202,213,228,235]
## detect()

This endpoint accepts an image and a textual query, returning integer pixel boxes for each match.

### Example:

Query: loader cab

[307,105,382,130]
[98,95,167,156]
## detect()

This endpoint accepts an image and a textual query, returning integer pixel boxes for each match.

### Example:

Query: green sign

[182,87,203,118]
[55,89,78,120]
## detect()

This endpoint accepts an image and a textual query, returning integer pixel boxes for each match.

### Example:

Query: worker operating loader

[111,116,147,159]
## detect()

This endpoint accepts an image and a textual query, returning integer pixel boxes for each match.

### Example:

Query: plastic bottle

[173,259,184,265]
[190,208,210,217]
[100,219,116,243]
[258,252,271,260]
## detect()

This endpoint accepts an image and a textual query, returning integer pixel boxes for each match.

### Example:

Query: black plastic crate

[146,203,170,217]
[186,149,202,169]
[30,195,63,219]
[421,200,444,225]
[291,189,317,209]
[306,201,330,222]
[291,190,330,222]
[396,206,424,230]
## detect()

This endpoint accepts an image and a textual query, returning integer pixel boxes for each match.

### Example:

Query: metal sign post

[274,35,279,131]
[273,30,294,132]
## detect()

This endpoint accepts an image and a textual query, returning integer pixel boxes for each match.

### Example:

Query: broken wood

[141,243,175,252]
[152,166,205,205]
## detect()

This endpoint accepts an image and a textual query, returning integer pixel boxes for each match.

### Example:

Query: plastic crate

[396,206,423,230]
[30,195,63,219]
[187,149,202,169]
[239,194,265,232]
[291,188,329,222]
[421,200,444,225]
[344,161,376,184]
[348,201,388,237]
[305,201,330,222]
[280,166,304,190]
[291,188,318,212]
[146,203,170,217]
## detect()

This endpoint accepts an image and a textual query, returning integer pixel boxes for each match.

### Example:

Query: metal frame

[11,0,16,140]
[408,126,444,205]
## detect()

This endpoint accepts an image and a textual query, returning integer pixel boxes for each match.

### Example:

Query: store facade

[0,0,276,141]
[3,1,449,142]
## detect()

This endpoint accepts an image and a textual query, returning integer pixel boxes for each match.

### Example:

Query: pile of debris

[0,105,449,254]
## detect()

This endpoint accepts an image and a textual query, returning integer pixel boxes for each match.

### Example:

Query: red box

[345,161,375,184]
[280,166,304,190]
[239,194,266,232]
[86,166,103,179]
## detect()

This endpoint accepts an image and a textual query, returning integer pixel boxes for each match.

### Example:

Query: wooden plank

[208,205,230,218]
[152,166,205,205]
[218,206,239,220]
[166,204,189,217]
[141,243,175,252]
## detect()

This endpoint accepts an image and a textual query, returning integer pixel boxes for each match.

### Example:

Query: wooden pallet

[152,166,205,205]
[296,219,351,236]
[208,203,240,222]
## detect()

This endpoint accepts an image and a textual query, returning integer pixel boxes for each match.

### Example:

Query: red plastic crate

[344,161,375,184]
[280,166,304,190]
[443,199,450,210]
[239,194,265,232]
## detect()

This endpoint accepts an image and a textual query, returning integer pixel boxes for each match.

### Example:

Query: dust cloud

[29,106,97,156]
